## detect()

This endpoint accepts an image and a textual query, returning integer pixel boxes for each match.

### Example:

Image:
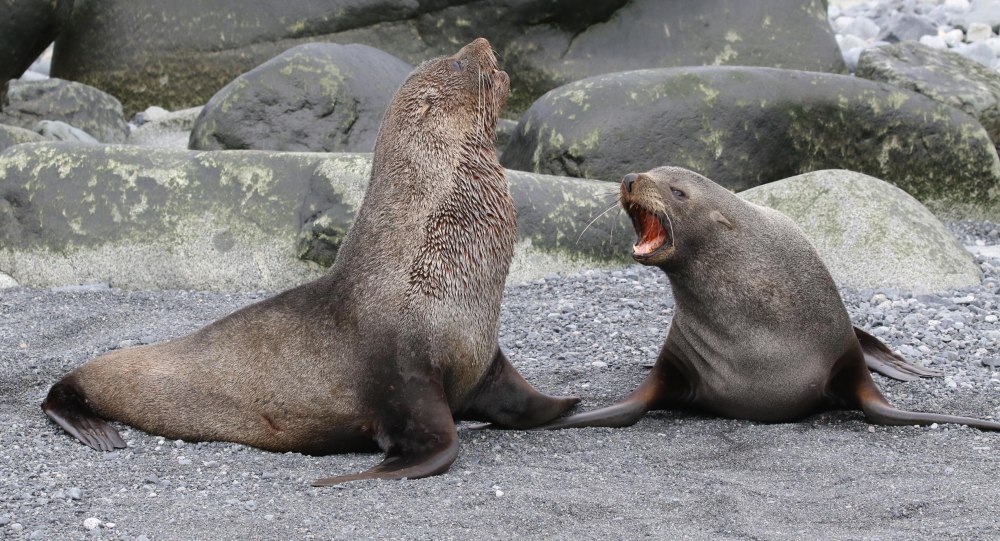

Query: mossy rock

[1,79,128,143]
[50,0,843,116]
[857,42,1000,152]
[0,143,629,290]
[501,66,1000,205]
[0,124,47,153]
[189,43,412,152]
[740,169,981,292]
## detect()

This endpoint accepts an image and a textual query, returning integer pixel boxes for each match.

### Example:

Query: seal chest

[41,38,578,486]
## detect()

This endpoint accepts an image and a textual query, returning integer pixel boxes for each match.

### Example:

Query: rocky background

[1,0,1000,539]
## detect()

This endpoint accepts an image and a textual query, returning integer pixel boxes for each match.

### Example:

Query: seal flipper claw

[855,327,942,381]
[456,348,578,429]
[41,380,126,451]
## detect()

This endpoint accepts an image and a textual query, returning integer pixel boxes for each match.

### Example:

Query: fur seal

[41,38,578,485]
[543,166,1000,431]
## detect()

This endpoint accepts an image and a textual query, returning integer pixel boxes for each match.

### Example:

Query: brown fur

[544,166,1000,432]
[43,39,577,484]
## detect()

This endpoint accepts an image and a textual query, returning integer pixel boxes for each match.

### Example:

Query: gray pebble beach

[2,220,999,539]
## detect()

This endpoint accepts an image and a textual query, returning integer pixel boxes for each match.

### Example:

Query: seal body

[544,166,999,431]
[42,38,578,485]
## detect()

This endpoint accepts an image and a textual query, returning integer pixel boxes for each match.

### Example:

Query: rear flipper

[41,380,127,451]
[538,349,690,430]
[837,359,1000,431]
[855,326,942,381]
[313,375,458,486]
[457,348,579,429]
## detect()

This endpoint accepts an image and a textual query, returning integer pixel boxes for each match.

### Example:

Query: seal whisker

[576,201,621,244]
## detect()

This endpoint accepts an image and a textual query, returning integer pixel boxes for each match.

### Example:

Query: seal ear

[709,210,733,230]
[416,87,441,118]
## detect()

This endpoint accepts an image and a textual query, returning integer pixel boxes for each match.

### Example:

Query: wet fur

[43,39,577,484]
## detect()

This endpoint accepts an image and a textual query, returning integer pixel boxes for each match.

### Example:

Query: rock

[0,144,629,291]
[189,43,411,153]
[740,170,982,292]
[82,517,100,530]
[0,271,17,289]
[495,119,518,157]
[50,0,844,116]
[880,13,938,43]
[129,106,203,149]
[966,22,995,42]
[918,34,949,50]
[857,42,1000,151]
[33,120,99,143]
[942,28,966,46]
[0,124,47,153]
[502,66,1000,204]
[0,0,72,104]
[840,34,868,51]
[952,42,998,67]
[0,79,127,143]
[953,0,1000,30]
[843,16,881,41]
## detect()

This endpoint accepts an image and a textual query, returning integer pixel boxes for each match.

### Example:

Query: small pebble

[82,517,101,530]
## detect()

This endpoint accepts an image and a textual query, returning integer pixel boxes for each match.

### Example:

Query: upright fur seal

[544,166,1000,431]
[41,38,578,485]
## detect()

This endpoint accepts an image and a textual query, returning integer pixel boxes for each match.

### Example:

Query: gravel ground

[1,223,999,540]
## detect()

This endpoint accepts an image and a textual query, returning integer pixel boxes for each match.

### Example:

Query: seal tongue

[634,211,666,256]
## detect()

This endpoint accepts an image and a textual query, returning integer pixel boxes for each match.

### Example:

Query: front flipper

[457,348,579,429]
[42,379,127,452]
[539,348,691,430]
[855,326,942,381]
[313,375,458,486]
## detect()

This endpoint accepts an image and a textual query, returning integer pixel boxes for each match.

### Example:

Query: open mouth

[626,204,673,258]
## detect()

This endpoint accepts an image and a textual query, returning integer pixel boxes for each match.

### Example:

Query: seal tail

[854,375,1000,431]
[855,326,942,381]
[41,379,127,451]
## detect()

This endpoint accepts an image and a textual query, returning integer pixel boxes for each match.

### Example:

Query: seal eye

[671,188,686,199]
[450,60,463,72]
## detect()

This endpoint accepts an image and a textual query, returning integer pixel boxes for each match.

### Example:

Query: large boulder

[740,170,981,292]
[50,0,844,116]
[1,79,128,143]
[501,66,1000,205]
[0,124,47,153]
[0,0,73,104]
[189,43,411,153]
[856,42,1000,152]
[0,143,629,291]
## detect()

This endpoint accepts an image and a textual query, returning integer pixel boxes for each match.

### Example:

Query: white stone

[835,16,856,33]
[967,22,994,42]
[954,42,997,67]
[943,28,966,46]
[840,34,868,50]
[843,16,880,41]
[944,0,971,12]
[0,272,17,289]
[82,518,101,530]
[920,34,949,49]
[985,36,1000,55]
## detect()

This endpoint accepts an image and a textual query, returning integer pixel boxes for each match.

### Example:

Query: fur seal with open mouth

[543,166,999,431]
[41,38,579,486]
